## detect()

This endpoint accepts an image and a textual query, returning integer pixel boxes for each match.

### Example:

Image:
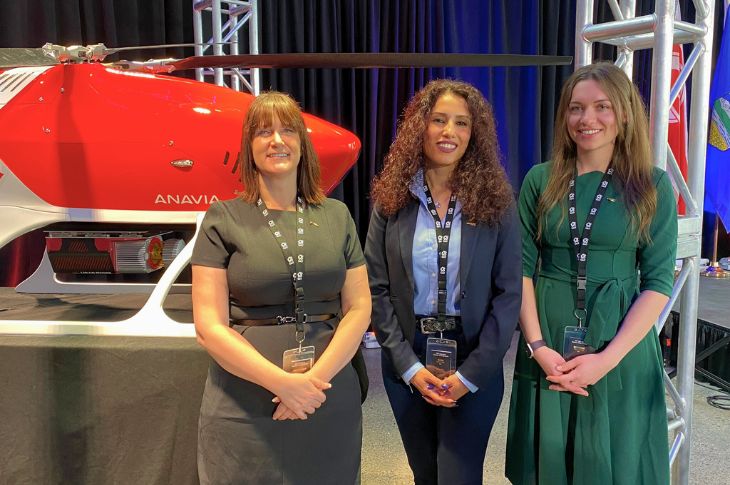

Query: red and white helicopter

[0,44,364,297]
[0,44,569,335]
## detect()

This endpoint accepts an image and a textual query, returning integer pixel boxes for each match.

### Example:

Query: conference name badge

[562,326,595,361]
[283,345,315,373]
[425,338,457,378]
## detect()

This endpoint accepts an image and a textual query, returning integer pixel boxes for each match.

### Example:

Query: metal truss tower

[575,1,716,483]
[192,0,260,94]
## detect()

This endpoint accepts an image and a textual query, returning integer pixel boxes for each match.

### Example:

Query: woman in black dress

[191,91,371,484]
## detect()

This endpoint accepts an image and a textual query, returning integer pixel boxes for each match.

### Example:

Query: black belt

[416,315,460,334]
[231,313,337,327]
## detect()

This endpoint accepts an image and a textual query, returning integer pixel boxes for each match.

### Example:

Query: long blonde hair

[537,62,657,241]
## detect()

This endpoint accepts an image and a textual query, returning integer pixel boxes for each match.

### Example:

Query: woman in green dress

[506,63,677,484]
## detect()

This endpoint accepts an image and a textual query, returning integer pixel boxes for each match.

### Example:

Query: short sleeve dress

[191,197,365,485]
[506,162,677,485]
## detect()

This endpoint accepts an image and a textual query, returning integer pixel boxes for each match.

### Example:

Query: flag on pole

[705,5,730,229]
[668,1,688,214]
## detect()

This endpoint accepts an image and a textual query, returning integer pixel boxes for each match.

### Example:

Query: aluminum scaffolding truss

[192,0,260,94]
[575,1,715,483]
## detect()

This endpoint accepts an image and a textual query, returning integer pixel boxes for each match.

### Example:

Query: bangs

[247,93,304,134]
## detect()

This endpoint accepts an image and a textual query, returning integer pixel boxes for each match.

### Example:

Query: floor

[359,336,730,484]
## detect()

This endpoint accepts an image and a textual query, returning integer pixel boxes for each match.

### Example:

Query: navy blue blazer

[364,199,522,389]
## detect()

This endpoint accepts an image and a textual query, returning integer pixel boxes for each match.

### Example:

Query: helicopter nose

[301,113,361,195]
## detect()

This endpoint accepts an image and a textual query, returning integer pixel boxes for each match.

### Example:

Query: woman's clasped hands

[536,346,615,397]
[411,368,468,407]
[270,371,332,420]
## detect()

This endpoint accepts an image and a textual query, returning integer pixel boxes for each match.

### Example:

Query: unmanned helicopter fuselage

[0,62,361,275]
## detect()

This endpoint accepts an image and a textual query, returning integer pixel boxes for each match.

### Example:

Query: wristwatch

[526,339,547,359]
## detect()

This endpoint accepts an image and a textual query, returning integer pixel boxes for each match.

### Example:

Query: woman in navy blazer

[364,79,522,485]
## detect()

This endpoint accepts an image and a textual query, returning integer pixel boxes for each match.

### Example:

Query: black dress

[192,197,365,485]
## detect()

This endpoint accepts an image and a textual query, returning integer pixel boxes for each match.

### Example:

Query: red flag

[668,1,688,214]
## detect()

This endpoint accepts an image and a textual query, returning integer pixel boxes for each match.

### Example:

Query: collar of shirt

[409,168,462,316]
[408,169,430,205]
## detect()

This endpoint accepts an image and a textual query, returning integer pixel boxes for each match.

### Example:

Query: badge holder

[562,308,595,361]
[282,292,315,374]
[426,329,457,379]
[283,323,315,374]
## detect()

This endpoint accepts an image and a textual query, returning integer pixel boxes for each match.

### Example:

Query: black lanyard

[567,166,613,323]
[422,184,458,323]
[257,196,307,330]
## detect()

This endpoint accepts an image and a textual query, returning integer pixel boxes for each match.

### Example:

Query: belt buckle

[276,316,296,325]
[419,317,440,334]
[419,317,458,333]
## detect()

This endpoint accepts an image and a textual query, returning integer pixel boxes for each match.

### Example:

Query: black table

[0,290,208,484]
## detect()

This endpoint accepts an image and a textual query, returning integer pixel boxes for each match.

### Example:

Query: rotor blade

[169,53,573,71]
[0,48,58,68]
[107,42,231,55]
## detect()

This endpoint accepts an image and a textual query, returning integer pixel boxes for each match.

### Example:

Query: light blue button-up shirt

[401,170,477,393]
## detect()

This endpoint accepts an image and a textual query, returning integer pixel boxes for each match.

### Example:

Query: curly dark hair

[370,79,513,225]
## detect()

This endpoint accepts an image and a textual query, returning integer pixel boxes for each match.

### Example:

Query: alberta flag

[706,5,730,229]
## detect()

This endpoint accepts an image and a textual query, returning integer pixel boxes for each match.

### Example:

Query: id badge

[283,345,315,373]
[425,337,457,378]
[562,326,595,360]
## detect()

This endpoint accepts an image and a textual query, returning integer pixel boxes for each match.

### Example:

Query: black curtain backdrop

[0,0,725,285]
[257,0,554,229]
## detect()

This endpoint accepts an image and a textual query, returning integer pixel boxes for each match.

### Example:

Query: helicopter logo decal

[154,194,221,205]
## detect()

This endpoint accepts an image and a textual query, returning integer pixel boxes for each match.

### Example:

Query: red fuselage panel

[0,64,361,211]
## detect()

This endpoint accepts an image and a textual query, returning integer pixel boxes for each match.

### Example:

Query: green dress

[506,162,677,485]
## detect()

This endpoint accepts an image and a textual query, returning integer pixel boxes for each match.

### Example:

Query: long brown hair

[538,62,656,241]
[370,79,513,225]
[239,91,325,205]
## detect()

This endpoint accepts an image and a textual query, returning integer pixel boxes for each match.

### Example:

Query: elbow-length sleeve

[342,205,366,269]
[191,202,232,269]
[637,169,678,297]
[519,164,544,279]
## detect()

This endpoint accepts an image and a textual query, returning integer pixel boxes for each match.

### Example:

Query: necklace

[433,193,451,209]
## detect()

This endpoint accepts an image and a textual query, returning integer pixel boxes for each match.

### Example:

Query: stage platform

[669,277,730,391]
[683,276,729,331]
